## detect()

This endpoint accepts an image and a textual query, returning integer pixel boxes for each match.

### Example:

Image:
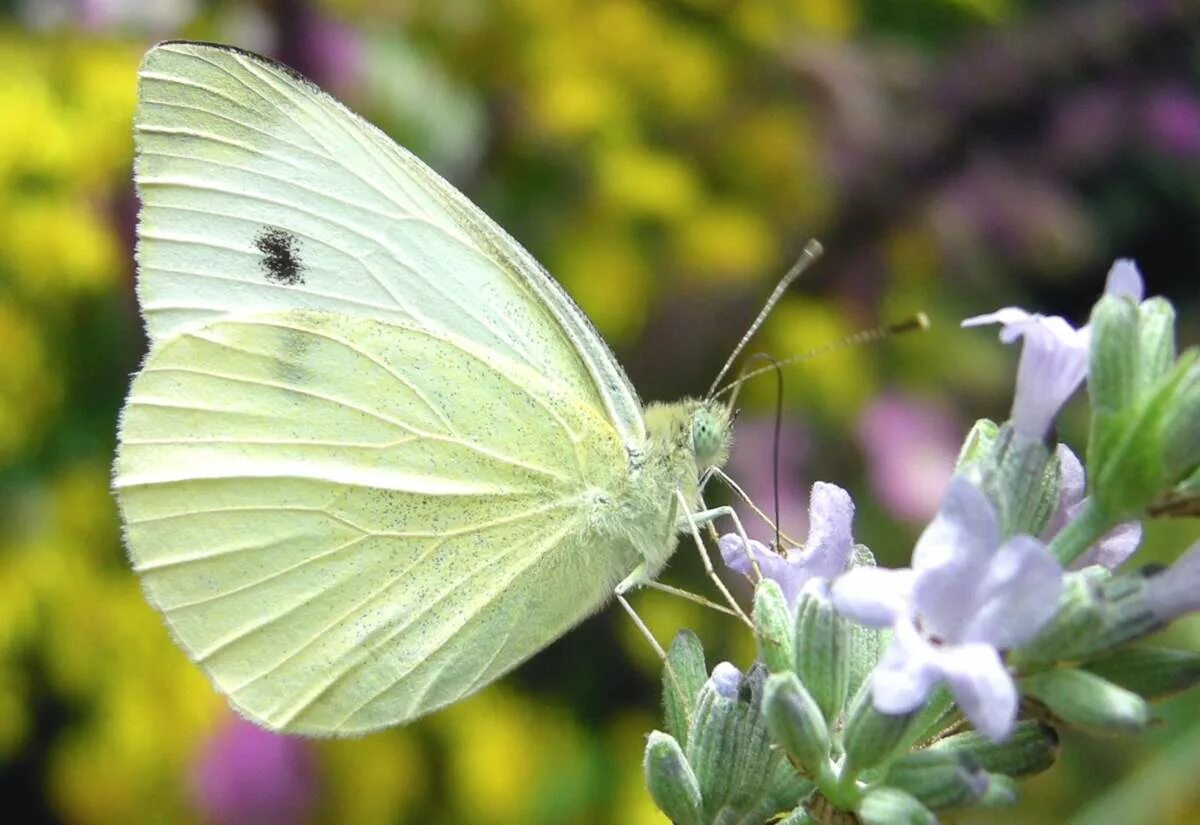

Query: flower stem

[1048,498,1115,566]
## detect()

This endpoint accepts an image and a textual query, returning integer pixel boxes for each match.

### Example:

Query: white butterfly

[113,41,768,736]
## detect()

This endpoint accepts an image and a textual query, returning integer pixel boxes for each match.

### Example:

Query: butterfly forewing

[134,41,644,446]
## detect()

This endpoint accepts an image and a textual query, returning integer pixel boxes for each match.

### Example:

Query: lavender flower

[961,260,1145,438]
[190,717,317,825]
[1046,444,1142,570]
[858,393,960,522]
[832,478,1063,740]
[1146,540,1200,623]
[719,482,856,606]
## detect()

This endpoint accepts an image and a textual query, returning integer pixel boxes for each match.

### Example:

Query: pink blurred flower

[857,393,960,523]
[190,718,317,825]
[1142,85,1200,159]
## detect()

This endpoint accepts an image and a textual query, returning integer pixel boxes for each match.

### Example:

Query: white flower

[961,259,1146,438]
[719,482,855,607]
[832,478,1063,740]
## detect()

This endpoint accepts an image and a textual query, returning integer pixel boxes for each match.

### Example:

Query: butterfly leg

[674,491,754,629]
[614,591,696,732]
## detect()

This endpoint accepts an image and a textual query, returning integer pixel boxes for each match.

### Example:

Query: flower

[190,717,317,825]
[832,478,1063,740]
[1146,540,1200,623]
[710,661,744,699]
[961,259,1146,438]
[719,482,855,606]
[857,393,960,522]
[1046,444,1142,570]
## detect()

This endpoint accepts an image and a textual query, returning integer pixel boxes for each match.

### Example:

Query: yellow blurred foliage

[760,297,876,418]
[0,298,59,461]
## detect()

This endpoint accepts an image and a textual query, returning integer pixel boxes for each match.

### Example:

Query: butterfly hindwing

[115,311,639,733]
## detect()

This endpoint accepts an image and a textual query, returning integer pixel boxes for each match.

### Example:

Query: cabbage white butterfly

[115,41,796,736]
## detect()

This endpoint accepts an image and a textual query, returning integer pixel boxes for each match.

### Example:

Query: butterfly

[112,41,762,735]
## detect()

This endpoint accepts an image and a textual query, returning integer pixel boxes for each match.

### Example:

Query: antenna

[706,239,824,398]
[714,313,930,399]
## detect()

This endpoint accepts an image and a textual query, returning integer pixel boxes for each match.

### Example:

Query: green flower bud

[662,631,707,747]
[1089,350,1198,520]
[846,545,886,701]
[977,774,1020,808]
[928,720,1059,777]
[763,672,831,778]
[1014,568,1109,664]
[841,684,920,777]
[979,423,1056,537]
[858,787,936,825]
[754,578,794,673]
[1083,645,1200,701]
[686,664,783,819]
[775,807,815,825]
[883,749,989,810]
[1160,353,1200,481]
[793,587,850,724]
[644,731,703,825]
[1089,291,1140,416]
[955,417,1001,472]
[1022,668,1148,736]
[1136,297,1177,392]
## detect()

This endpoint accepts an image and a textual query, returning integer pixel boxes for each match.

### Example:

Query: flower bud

[644,731,703,825]
[1160,354,1200,481]
[763,672,831,777]
[977,774,1019,808]
[1089,292,1140,416]
[883,750,989,810]
[1022,668,1148,736]
[955,418,1001,472]
[928,720,1059,777]
[793,586,849,724]
[686,664,782,818]
[841,684,920,776]
[1083,645,1200,701]
[754,579,794,673]
[979,423,1056,537]
[1014,568,1109,663]
[662,631,708,747]
[857,787,936,825]
[1136,297,1177,392]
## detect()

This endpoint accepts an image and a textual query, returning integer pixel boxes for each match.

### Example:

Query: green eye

[691,404,730,466]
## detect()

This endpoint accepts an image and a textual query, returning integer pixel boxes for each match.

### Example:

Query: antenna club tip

[804,239,824,257]
[888,312,932,335]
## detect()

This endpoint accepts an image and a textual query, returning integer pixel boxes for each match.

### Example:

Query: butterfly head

[690,399,732,470]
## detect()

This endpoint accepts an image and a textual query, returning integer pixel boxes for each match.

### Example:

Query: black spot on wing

[254,226,304,285]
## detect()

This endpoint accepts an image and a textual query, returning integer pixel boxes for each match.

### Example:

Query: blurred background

[1,0,1198,822]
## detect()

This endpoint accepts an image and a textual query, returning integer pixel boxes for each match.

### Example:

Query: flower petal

[1010,316,1090,438]
[831,567,915,628]
[910,478,999,639]
[791,481,855,580]
[961,307,1037,340]
[1043,444,1085,540]
[937,642,1018,741]
[871,618,940,714]
[718,534,790,581]
[960,535,1063,649]
[710,661,743,700]
[1105,259,1145,302]
[1071,519,1143,571]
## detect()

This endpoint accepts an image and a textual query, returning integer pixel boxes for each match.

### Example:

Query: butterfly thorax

[589,398,732,580]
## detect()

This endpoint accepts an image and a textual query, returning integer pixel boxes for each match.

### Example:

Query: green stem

[1048,498,1117,566]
